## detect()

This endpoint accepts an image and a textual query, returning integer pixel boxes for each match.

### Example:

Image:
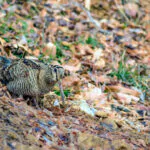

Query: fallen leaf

[124,2,139,18]
[92,48,104,61]
[94,59,106,69]
[42,42,56,57]
[62,74,80,87]
[116,92,139,104]
[63,58,81,72]
[95,111,108,118]
[106,85,140,97]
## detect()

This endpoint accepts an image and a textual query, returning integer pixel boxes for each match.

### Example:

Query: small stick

[58,80,65,105]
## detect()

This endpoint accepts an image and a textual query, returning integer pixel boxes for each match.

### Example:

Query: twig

[58,80,65,105]
[68,0,111,35]
[114,0,130,24]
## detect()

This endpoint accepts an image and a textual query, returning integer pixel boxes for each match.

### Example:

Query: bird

[0,56,65,104]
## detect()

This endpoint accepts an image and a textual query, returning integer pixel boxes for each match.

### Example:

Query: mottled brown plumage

[0,56,65,99]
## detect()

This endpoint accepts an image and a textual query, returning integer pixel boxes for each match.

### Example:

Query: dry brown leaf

[143,56,150,65]
[127,49,148,57]
[75,22,86,34]
[145,24,150,41]
[0,37,6,46]
[116,92,139,104]
[77,132,110,149]
[40,8,47,17]
[92,93,108,107]
[106,85,140,97]
[96,75,111,83]
[75,44,93,56]
[81,87,105,102]
[95,110,108,118]
[63,58,81,72]
[32,49,40,57]
[61,41,71,47]
[42,42,56,57]
[137,139,147,147]
[94,59,106,69]
[124,2,139,18]
[107,19,124,29]
[146,31,150,41]
[89,73,111,84]
[111,139,133,150]
[123,40,139,48]
[62,74,80,87]
[47,22,58,39]
[92,48,104,61]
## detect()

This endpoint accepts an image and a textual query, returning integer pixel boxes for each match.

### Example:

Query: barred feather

[0,56,65,97]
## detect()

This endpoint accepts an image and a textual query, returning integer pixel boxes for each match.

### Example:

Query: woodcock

[0,56,65,103]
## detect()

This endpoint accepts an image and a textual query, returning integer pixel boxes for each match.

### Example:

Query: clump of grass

[55,41,70,58]
[38,53,54,64]
[76,36,86,44]
[86,36,99,48]
[86,36,104,49]
[55,89,71,97]
[39,41,70,63]
[76,36,104,49]
[0,23,15,35]
[109,61,149,92]
[21,20,28,31]
[60,10,67,16]
[55,42,64,58]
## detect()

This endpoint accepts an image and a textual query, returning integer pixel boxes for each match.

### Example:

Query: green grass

[0,23,15,35]
[3,37,10,42]
[76,36,104,49]
[109,61,148,92]
[76,36,86,44]
[30,29,35,33]
[55,89,71,97]
[60,10,67,16]
[21,20,28,31]
[38,53,54,64]
[86,36,104,49]
[0,22,15,43]
[55,41,70,58]
[55,42,64,58]
[86,36,99,48]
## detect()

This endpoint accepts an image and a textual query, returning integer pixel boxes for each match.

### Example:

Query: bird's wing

[3,59,41,81]
[22,59,41,70]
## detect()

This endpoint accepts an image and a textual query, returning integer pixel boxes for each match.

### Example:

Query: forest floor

[0,0,149,149]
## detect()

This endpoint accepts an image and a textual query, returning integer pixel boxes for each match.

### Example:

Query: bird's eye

[23,59,28,64]
[54,68,57,73]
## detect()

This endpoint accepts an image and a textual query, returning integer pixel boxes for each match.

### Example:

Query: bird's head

[45,65,65,84]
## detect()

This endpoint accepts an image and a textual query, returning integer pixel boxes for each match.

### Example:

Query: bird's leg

[16,95,24,102]
[25,96,40,109]
[34,95,41,109]
[58,80,65,105]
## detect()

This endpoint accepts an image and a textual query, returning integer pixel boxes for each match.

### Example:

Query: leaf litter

[0,0,150,149]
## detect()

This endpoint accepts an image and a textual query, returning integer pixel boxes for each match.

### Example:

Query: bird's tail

[0,56,12,84]
[0,56,12,68]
